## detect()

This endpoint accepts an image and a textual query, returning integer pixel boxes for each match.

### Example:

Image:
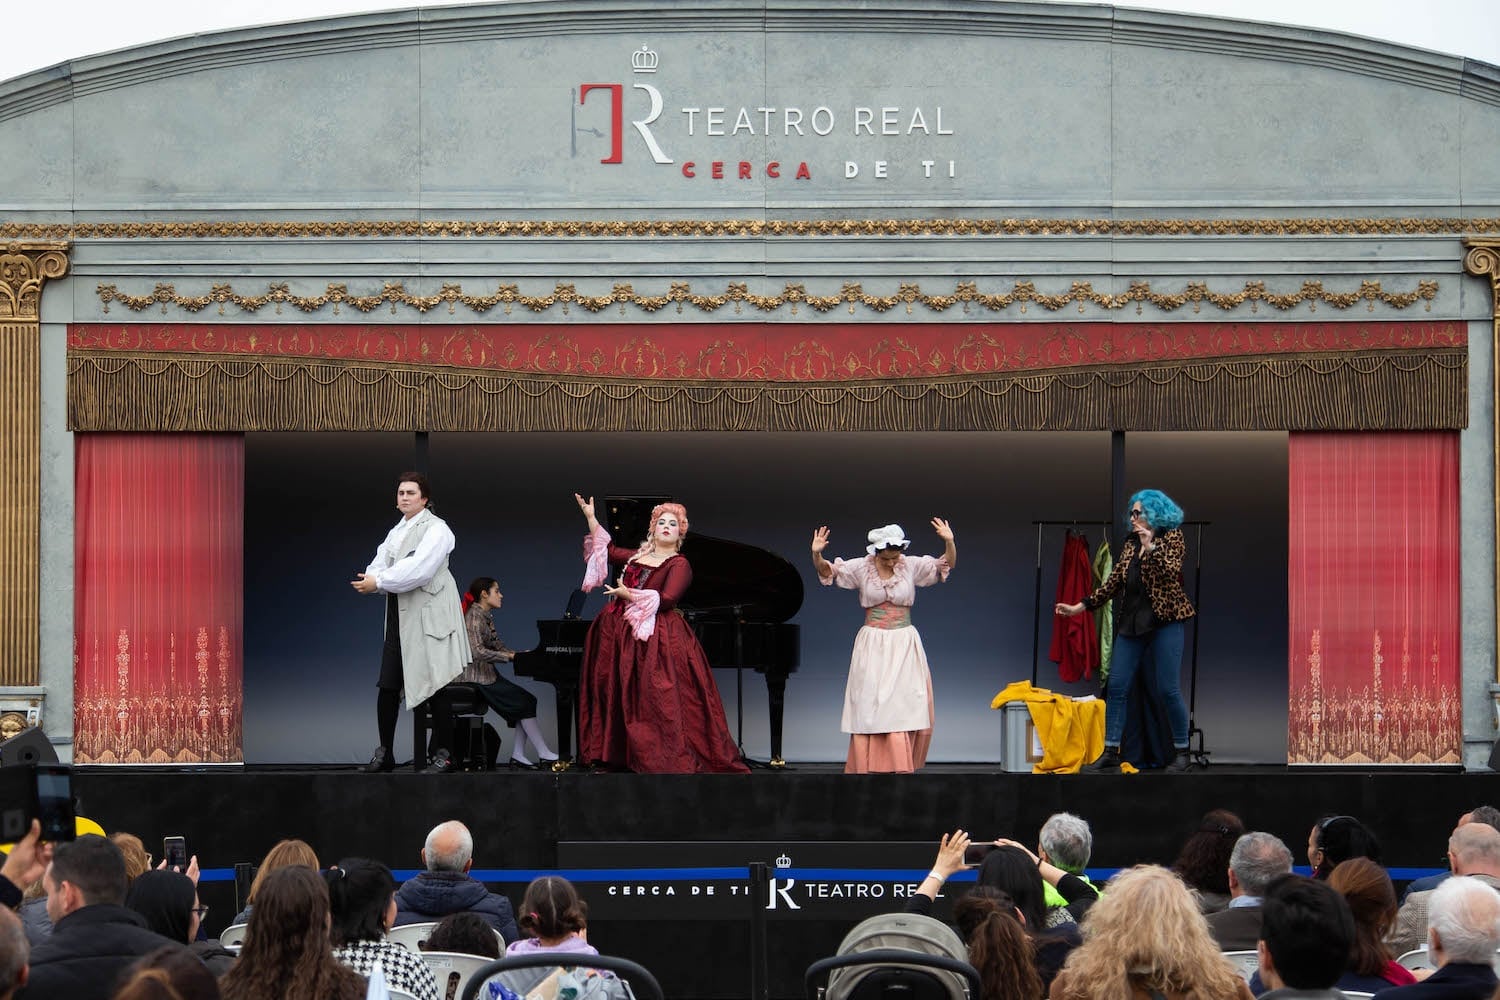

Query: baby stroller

[805,912,982,1000]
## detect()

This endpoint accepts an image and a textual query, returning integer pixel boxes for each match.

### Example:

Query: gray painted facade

[4,0,1498,763]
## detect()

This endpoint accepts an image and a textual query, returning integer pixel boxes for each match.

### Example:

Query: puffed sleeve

[372,518,455,594]
[906,555,951,587]
[820,556,867,590]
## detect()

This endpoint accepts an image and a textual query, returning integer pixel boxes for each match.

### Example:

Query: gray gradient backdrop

[243,431,1288,765]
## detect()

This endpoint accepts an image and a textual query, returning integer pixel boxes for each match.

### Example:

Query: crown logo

[775,854,791,869]
[631,44,659,73]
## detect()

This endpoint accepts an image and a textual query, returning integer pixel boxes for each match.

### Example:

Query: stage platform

[72,763,1491,999]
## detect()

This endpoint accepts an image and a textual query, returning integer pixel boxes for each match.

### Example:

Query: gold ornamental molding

[1463,239,1500,686]
[6,216,1500,240]
[0,240,69,687]
[94,278,1440,318]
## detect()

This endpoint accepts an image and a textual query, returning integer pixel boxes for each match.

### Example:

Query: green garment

[1092,539,1114,682]
[1043,872,1100,909]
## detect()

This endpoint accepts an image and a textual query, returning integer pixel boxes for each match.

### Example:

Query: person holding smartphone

[351,472,468,774]
[1056,489,1196,773]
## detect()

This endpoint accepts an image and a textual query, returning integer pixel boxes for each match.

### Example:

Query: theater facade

[1,1,1498,767]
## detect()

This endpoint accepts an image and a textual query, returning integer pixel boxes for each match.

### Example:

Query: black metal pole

[748,862,769,1000]
[1109,431,1126,550]
[1031,522,1043,686]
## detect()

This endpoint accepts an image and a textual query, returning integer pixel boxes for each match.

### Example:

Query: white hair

[424,820,474,873]
[1039,813,1092,872]
[1430,875,1500,964]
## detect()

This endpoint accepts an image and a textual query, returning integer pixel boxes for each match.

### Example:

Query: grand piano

[513,496,802,768]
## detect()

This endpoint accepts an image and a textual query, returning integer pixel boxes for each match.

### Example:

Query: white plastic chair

[1396,947,1433,971]
[387,990,420,1000]
[220,922,249,949]
[1342,993,1375,999]
[1220,950,1260,981]
[385,921,439,953]
[422,951,497,1000]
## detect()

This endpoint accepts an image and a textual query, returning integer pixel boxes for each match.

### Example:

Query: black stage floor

[72,764,1489,999]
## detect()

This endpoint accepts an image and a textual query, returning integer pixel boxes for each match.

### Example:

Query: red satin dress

[578,549,749,773]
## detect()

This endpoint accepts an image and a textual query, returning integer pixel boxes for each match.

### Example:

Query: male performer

[351,472,467,773]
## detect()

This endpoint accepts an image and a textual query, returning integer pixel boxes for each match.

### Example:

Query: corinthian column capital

[0,241,70,320]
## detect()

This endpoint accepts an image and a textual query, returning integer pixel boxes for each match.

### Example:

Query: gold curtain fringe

[67,350,1467,433]
[94,278,1440,317]
[4,217,1500,240]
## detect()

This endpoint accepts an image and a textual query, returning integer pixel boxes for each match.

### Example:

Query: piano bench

[412,683,492,773]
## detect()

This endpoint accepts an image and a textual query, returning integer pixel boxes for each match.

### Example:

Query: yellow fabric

[990,681,1105,774]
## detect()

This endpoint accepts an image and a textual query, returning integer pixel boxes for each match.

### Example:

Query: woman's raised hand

[574,493,595,520]
[931,517,954,541]
[811,525,830,555]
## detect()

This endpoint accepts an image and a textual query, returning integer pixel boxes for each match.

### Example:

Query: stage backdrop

[73,434,245,764]
[1287,432,1461,764]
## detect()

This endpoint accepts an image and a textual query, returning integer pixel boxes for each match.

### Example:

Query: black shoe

[423,749,455,774]
[363,746,394,773]
[1082,747,1123,773]
[506,757,541,771]
[1164,749,1194,773]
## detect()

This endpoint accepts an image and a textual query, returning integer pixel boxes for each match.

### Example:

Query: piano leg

[764,673,788,768]
[554,683,579,771]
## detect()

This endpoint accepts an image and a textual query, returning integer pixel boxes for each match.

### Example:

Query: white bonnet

[865,524,911,555]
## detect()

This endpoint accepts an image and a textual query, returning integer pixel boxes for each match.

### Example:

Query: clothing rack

[1029,519,1213,765]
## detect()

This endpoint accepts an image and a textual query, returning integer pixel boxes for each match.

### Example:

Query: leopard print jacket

[1082,528,1196,623]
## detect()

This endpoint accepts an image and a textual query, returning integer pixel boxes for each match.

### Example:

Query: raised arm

[931,517,956,570]
[575,493,600,533]
[811,526,834,581]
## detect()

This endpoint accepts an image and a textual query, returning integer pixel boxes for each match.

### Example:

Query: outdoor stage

[71,763,1493,999]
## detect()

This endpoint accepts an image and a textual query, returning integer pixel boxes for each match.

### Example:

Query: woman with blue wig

[1055,489,1196,772]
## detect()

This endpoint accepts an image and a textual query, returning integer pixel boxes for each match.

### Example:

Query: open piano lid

[603,495,803,623]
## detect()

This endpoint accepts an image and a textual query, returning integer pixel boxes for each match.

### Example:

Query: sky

[2,0,1498,84]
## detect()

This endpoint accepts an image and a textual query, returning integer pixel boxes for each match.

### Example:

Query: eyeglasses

[192,905,209,919]
[1128,509,1145,519]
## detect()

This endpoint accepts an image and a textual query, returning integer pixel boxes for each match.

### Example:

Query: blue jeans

[1103,621,1189,748]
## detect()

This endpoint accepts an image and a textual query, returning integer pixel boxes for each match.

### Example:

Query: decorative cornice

[6,218,1500,240]
[0,241,69,321]
[93,278,1440,319]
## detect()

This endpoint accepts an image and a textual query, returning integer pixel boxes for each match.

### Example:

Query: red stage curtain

[73,434,244,764]
[1287,432,1460,764]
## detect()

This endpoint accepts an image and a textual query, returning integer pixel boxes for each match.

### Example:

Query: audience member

[1206,832,1294,951]
[1402,808,1500,903]
[1037,814,1101,920]
[1253,874,1355,999]
[1326,858,1416,992]
[0,908,27,1000]
[1049,865,1252,1000]
[325,859,440,1000]
[954,886,1044,1000]
[393,821,519,943]
[422,912,500,959]
[111,945,221,1000]
[1390,823,1500,957]
[230,840,319,927]
[496,877,628,1000]
[109,837,151,886]
[1379,877,1500,999]
[125,872,235,977]
[965,841,1082,990]
[19,835,184,1000]
[1173,810,1246,914]
[1309,816,1381,881]
[218,866,365,1000]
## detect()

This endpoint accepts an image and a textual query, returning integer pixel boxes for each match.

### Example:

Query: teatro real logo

[575,44,672,165]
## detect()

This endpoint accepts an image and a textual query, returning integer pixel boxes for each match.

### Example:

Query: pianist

[573,494,749,773]
[350,472,468,773]
[460,577,559,769]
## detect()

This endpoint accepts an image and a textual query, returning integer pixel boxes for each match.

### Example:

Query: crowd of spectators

[3,806,1500,1000]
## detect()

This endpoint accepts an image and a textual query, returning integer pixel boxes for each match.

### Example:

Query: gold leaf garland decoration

[5,217,1500,240]
[94,278,1441,318]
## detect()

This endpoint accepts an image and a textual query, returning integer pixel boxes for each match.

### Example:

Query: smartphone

[163,835,188,871]
[964,842,999,866]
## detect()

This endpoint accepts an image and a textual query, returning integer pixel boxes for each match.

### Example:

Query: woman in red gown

[573,494,749,773]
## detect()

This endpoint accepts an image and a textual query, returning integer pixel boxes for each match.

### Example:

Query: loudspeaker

[0,727,58,767]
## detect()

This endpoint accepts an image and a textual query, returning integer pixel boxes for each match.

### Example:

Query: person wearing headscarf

[811,518,956,773]
[125,870,237,977]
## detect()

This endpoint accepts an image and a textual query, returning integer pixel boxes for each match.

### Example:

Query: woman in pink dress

[573,494,749,773]
[811,519,956,773]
